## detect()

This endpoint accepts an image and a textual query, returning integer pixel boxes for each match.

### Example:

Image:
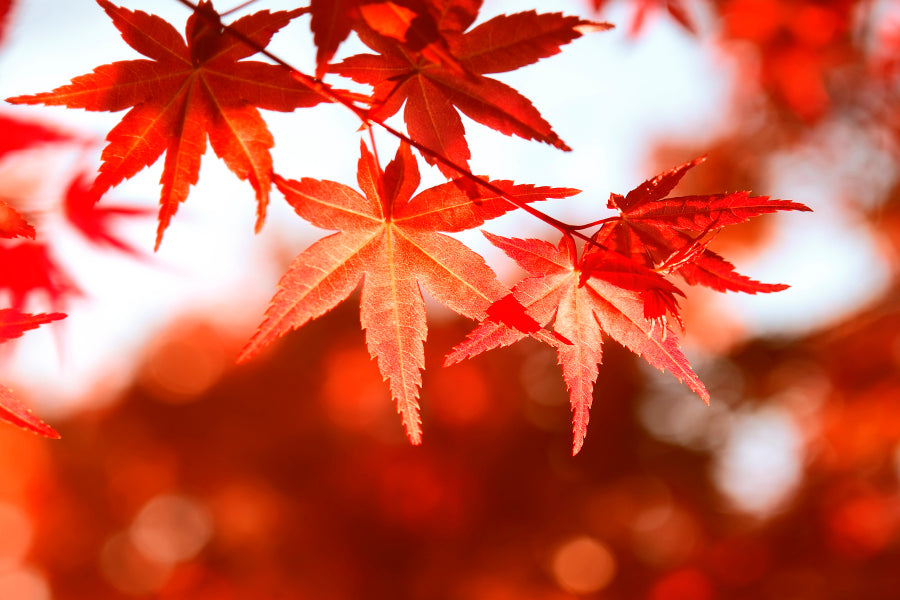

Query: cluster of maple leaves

[2,0,810,453]
[0,0,159,439]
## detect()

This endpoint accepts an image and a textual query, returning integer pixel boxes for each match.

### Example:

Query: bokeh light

[712,406,804,515]
[0,566,52,600]
[0,501,32,565]
[550,535,617,594]
[129,494,213,565]
[99,532,171,596]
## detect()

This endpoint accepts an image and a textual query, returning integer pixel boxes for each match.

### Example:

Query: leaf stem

[366,124,382,173]
[570,216,618,230]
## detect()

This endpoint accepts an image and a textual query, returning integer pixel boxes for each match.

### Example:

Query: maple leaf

[62,171,153,256]
[0,309,64,439]
[331,4,612,177]
[309,0,465,79]
[0,386,60,438]
[0,308,65,343]
[0,114,73,162]
[354,0,474,75]
[446,233,708,455]
[309,0,359,78]
[595,157,812,293]
[7,0,328,249]
[0,200,35,240]
[240,141,578,443]
[0,242,80,312]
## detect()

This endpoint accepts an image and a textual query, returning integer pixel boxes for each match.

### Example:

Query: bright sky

[0,0,889,418]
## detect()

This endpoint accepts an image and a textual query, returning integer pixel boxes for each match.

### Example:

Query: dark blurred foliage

[716,0,861,123]
[2,0,900,598]
[2,286,899,599]
[591,0,900,132]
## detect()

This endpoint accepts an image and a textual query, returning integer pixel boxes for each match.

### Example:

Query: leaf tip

[575,20,615,34]
[236,334,268,365]
[404,421,423,445]
[572,437,584,456]
[0,387,62,439]
[235,347,253,365]
[43,426,63,440]
[442,351,462,367]
[5,94,37,106]
[694,381,711,406]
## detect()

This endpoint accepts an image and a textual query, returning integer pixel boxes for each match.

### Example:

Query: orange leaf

[0,386,60,439]
[448,233,708,455]
[332,6,611,177]
[7,0,327,248]
[240,141,577,443]
[0,309,64,439]
[0,200,34,240]
[598,158,811,294]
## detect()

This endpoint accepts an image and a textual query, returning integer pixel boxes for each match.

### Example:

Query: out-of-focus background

[1,0,899,598]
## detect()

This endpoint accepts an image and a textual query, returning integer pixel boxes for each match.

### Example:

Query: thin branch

[220,0,271,18]
[367,125,381,173]
[569,216,618,230]
[173,0,596,246]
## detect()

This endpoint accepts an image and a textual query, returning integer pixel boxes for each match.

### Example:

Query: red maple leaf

[309,0,467,79]
[0,114,74,162]
[7,0,328,248]
[0,309,64,438]
[309,0,359,78]
[446,233,708,455]
[331,3,611,177]
[0,242,80,312]
[595,157,812,293]
[0,308,65,343]
[239,141,578,443]
[0,386,60,439]
[0,200,35,240]
[62,171,153,256]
